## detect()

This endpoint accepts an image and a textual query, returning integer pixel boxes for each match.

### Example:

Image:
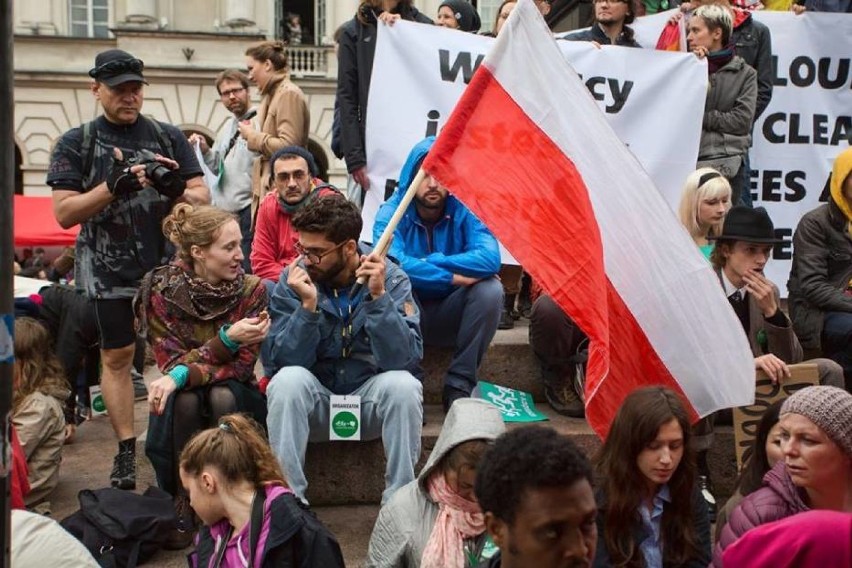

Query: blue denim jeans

[266,366,423,504]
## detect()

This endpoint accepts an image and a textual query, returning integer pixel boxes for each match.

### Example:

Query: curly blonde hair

[161,203,236,265]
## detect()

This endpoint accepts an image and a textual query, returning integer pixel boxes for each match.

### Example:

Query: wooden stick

[354,167,427,292]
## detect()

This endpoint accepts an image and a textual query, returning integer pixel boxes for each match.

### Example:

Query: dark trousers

[738,153,753,208]
[528,295,587,384]
[824,311,852,388]
[418,277,503,393]
[237,204,254,274]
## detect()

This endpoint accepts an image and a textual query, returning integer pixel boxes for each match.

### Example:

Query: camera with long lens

[125,149,186,199]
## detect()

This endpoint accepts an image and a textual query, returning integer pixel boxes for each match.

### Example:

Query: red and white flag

[423,0,755,437]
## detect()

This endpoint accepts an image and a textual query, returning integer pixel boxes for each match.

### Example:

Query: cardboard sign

[475,381,549,423]
[732,363,819,469]
[330,395,362,441]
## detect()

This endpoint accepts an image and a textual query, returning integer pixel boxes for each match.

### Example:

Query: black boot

[518,273,532,318]
[498,294,516,330]
[697,450,717,523]
[541,367,584,418]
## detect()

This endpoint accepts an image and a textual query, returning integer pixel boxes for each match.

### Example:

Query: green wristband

[219,324,240,352]
[168,365,189,390]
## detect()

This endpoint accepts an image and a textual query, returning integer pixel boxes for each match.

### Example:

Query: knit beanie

[439,0,482,33]
[780,386,852,458]
[269,145,318,178]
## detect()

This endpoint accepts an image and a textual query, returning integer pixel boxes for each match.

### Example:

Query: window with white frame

[315,0,327,44]
[69,0,109,38]
[478,0,503,34]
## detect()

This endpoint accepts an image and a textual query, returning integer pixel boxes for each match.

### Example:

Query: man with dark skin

[476,427,598,568]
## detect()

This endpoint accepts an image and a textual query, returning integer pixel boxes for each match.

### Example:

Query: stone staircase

[302,321,740,508]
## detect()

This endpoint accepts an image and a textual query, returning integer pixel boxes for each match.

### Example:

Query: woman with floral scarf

[135,203,269,550]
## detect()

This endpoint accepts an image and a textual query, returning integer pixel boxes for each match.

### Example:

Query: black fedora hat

[709,206,786,244]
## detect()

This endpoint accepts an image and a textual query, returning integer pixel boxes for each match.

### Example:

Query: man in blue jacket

[264,195,423,505]
[374,137,502,411]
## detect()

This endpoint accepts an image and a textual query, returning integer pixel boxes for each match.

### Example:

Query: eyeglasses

[275,170,308,183]
[220,87,246,98]
[89,58,144,79]
[295,240,348,264]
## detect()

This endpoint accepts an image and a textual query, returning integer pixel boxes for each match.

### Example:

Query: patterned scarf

[421,471,486,568]
[135,261,244,336]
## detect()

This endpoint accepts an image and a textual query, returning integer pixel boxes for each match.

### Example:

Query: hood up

[417,398,505,491]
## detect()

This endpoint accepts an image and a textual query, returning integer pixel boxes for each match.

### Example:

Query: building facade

[12,0,364,195]
[13,1,582,196]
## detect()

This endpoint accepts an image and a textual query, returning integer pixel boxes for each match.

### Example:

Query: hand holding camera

[106,147,186,199]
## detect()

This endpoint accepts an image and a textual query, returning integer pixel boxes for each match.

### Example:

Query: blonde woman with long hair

[678,167,732,260]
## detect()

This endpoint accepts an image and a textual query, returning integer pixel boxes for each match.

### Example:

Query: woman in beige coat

[242,40,311,218]
[13,318,69,510]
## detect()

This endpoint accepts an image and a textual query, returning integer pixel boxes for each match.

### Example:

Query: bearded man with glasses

[250,146,338,285]
[262,195,424,506]
[46,49,209,491]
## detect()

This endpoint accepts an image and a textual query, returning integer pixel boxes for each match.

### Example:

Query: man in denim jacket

[264,195,423,505]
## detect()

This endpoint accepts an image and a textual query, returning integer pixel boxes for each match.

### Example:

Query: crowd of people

[7,0,851,566]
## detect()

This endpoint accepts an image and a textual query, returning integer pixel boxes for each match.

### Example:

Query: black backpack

[193,491,346,568]
[61,486,177,568]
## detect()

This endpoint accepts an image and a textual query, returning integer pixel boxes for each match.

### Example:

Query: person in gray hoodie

[367,398,506,568]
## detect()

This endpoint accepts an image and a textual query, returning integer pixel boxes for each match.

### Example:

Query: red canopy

[14,195,79,247]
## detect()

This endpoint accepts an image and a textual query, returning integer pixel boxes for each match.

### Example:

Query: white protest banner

[362,20,708,245]
[632,11,852,293]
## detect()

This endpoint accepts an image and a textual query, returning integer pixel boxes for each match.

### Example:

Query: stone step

[422,343,544,404]
[304,403,739,507]
[421,318,546,405]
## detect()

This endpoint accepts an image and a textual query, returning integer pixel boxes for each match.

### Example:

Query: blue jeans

[418,277,503,393]
[266,366,423,504]
[823,311,852,384]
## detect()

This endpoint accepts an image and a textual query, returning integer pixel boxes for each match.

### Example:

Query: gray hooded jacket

[366,399,506,568]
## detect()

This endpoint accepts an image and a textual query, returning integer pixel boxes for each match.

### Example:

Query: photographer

[46,49,209,492]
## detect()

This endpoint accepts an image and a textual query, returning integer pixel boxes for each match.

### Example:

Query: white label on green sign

[90,385,108,416]
[330,395,361,441]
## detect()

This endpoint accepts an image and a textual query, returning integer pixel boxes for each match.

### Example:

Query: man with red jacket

[251,146,337,284]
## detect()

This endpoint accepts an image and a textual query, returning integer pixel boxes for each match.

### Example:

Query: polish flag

[422,0,755,437]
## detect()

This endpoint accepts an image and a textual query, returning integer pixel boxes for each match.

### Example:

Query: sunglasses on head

[89,58,144,79]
